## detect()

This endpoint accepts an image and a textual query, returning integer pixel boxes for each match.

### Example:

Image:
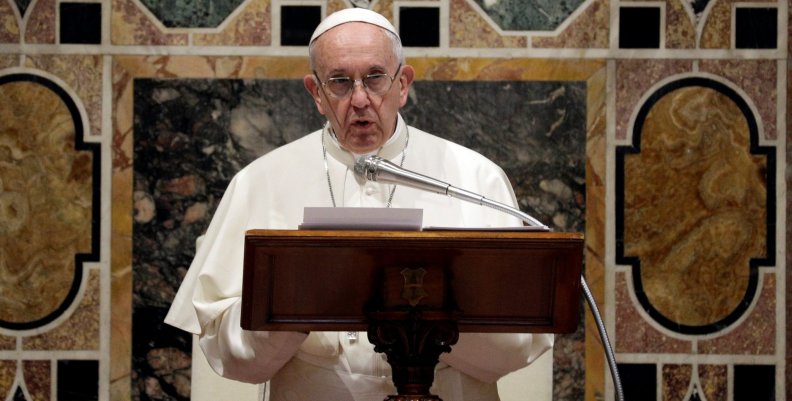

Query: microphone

[355,156,625,400]
[354,155,549,229]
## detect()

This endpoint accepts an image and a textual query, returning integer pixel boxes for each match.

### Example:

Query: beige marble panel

[24,269,100,350]
[532,0,609,49]
[111,0,188,45]
[0,81,93,324]
[24,0,55,44]
[448,0,526,48]
[615,59,693,140]
[699,59,777,140]
[624,85,766,327]
[193,0,271,46]
[23,360,50,401]
[25,55,104,137]
[0,1,20,43]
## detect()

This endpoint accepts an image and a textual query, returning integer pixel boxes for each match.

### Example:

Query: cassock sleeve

[439,333,554,383]
[199,299,307,382]
[165,171,307,383]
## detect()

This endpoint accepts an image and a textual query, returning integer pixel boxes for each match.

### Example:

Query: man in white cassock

[165,7,553,401]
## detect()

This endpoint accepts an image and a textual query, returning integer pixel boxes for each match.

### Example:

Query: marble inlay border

[0,72,101,331]
[615,75,776,335]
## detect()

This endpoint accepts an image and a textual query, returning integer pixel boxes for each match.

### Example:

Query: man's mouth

[352,120,373,128]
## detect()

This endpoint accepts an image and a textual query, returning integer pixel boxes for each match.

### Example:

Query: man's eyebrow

[325,65,389,77]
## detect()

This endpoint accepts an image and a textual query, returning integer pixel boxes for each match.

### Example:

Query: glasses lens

[363,74,390,95]
[326,78,353,97]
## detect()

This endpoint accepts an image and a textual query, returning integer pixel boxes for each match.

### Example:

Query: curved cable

[581,275,625,401]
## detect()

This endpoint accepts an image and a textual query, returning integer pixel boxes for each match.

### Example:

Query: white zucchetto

[309,8,399,44]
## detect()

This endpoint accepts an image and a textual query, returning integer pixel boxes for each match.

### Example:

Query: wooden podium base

[368,312,458,401]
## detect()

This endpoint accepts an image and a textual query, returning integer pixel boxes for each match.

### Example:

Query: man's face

[304,22,415,154]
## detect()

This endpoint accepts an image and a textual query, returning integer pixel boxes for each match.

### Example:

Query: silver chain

[322,126,409,208]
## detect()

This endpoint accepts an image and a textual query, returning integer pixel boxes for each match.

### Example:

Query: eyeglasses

[315,63,402,99]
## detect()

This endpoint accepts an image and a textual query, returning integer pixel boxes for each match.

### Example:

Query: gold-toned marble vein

[615,272,691,353]
[698,273,775,354]
[662,364,692,401]
[624,85,766,327]
[449,0,526,48]
[193,0,271,46]
[532,0,608,49]
[238,57,310,78]
[615,59,693,140]
[700,0,731,49]
[700,59,778,140]
[23,269,100,350]
[583,64,607,401]
[409,58,604,81]
[0,361,16,398]
[665,0,696,49]
[0,81,93,324]
[24,0,56,44]
[111,0,188,45]
[23,361,50,401]
[110,58,136,401]
[25,55,104,136]
[699,364,728,401]
[0,1,20,43]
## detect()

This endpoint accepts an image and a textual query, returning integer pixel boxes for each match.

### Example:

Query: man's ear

[304,74,326,116]
[398,65,416,108]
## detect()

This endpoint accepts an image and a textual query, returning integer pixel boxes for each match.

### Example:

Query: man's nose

[350,81,370,107]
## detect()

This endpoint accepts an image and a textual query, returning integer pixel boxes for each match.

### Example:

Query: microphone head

[354,155,380,181]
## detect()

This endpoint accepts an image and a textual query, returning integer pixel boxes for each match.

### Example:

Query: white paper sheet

[299,207,423,231]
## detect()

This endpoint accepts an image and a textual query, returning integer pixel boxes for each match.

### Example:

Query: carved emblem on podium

[401,268,428,307]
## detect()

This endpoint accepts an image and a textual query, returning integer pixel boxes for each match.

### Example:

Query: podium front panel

[241,230,583,333]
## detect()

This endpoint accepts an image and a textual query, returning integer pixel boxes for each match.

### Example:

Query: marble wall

[0,0,788,401]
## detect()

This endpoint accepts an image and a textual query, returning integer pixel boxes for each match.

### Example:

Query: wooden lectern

[241,229,584,401]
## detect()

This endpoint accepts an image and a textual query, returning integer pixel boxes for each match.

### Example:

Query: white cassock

[165,114,553,401]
